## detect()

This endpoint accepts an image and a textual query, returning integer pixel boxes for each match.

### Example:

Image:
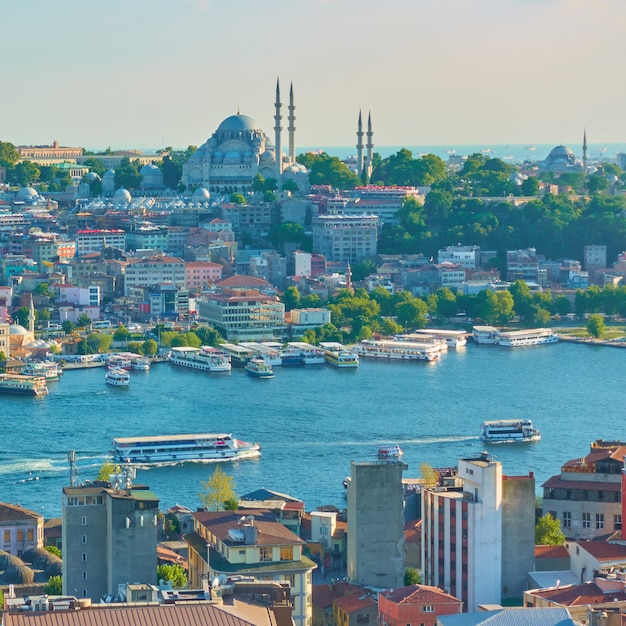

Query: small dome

[103,169,115,179]
[549,145,574,159]
[0,553,25,569]
[22,547,53,566]
[224,150,242,163]
[193,187,211,199]
[140,164,160,175]
[113,188,131,203]
[85,172,101,181]
[217,114,260,133]
[3,564,35,584]
[16,187,38,199]
[261,150,275,161]
[9,324,28,335]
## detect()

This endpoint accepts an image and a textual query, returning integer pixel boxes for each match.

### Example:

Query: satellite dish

[218,574,228,585]
[212,577,221,588]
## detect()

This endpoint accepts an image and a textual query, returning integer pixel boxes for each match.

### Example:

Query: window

[82,535,87,544]
[615,515,622,530]
[17,530,24,542]
[423,605,434,612]
[82,553,87,561]
[3,530,9,542]
[27,529,34,541]
[259,546,272,562]
[562,512,571,529]
[596,513,604,529]
[82,571,87,580]
[280,546,293,561]
[82,516,87,526]
[582,513,591,529]
[357,616,370,624]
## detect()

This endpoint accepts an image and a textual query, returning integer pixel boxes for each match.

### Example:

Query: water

[3,342,624,518]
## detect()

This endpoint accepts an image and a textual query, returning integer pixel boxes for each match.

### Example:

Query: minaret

[366,111,374,179]
[29,294,35,334]
[583,128,588,175]
[356,110,364,178]
[346,262,353,292]
[288,82,296,164]
[274,78,283,177]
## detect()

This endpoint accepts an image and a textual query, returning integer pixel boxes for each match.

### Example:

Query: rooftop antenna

[122,462,136,493]
[68,450,79,487]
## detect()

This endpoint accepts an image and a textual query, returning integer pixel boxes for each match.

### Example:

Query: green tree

[44,575,63,595]
[13,307,30,327]
[251,173,266,193]
[193,326,221,347]
[97,461,117,482]
[157,563,188,588]
[11,161,41,186]
[160,155,182,189]
[0,141,20,166]
[114,325,130,341]
[96,333,113,353]
[306,152,360,189]
[127,341,143,354]
[420,462,439,488]
[114,157,141,190]
[282,179,299,193]
[45,545,62,558]
[199,466,237,511]
[404,567,421,586]
[37,308,51,323]
[143,338,158,356]
[267,222,311,253]
[76,314,92,328]
[535,513,565,545]
[171,332,202,348]
[229,192,247,204]
[62,320,76,335]
[282,286,301,311]
[81,157,107,176]
[586,314,605,338]
[520,176,540,196]
[264,190,278,202]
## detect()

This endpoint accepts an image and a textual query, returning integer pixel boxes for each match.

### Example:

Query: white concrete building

[76,229,126,255]
[124,255,186,296]
[312,214,379,263]
[438,245,480,269]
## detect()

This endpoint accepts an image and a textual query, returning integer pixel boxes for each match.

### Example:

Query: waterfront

[3,342,624,518]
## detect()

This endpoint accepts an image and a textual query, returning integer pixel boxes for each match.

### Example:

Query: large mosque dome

[217,114,260,133]
[539,144,583,173]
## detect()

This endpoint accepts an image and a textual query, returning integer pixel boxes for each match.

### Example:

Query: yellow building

[185,510,316,626]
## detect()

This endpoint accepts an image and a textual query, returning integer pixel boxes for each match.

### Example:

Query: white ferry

[355,339,442,362]
[472,326,500,344]
[319,342,359,368]
[169,346,231,372]
[264,342,304,366]
[105,368,130,386]
[479,419,540,444]
[131,356,151,371]
[287,342,326,364]
[111,433,262,464]
[0,374,48,396]
[245,358,274,378]
[377,444,403,458]
[107,354,132,370]
[498,328,559,347]
[239,342,282,366]
[405,329,468,349]
[22,361,62,380]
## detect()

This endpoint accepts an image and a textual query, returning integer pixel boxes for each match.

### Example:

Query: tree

[404,567,421,586]
[157,564,188,588]
[282,286,301,311]
[114,325,130,341]
[199,466,237,511]
[143,338,158,356]
[114,157,141,190]
[520,176,539,196]
[229,192,247,204]
[586,314,605,338]
[535,513,565,545]
[62,320,76,335]
[45,545,62,558]
[282,179,299,193]
[76,314,92,328]
[420,462,439,488]
[96,333,113,353]
[96,461,117,482]
[44,575,63,595]
[0,141,20,167]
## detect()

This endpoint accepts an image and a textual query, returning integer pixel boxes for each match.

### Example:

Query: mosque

[182,80,373,194]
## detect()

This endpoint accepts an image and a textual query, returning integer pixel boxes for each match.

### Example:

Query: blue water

[3,342,624,518]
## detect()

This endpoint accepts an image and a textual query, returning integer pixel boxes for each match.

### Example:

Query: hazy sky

[2,0,624,151]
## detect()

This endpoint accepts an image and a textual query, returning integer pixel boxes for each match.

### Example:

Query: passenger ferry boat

[355,339,442,362]
[105,368,130,386]
[131,356,150,371]
[169,346,231,372]
[319,342,359,368]
[405,329,468,349]
[0,374,48,396]
[219,343,255,368]
[498,328,559,347]
[111,433,262,464]
[106,354,132,370]
[239,342,282,366]
[479,419,540,444]
[472,326,501,344]
[377,444,404,458]
[22,361,62,380]
[286,342,326,364]
[245,358,274,378]
[264,342,304,366]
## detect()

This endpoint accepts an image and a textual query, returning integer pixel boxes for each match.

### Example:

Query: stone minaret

[29,294,35,334]
[288,82,296,164]
[366,111,374,178]
[274,78,283,177]
[583,128,588,175]
[356,110,364,178]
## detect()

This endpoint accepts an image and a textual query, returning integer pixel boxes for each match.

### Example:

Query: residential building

[124,255,186,296]
[506,248,540,282]
[56,285,100,308]
[125,223,168,252]
[76,230,126,256]
[422,453,535,611]
[312,581,373,626]
[0,323,10,358]
[379,585,463,626]
[584,244,607,284]
[439,607,576,626]
[438,245,480,270]
[289,308,331,336]
[184,261,222,292]
[0,502,44,556]
[347,460,407,589]
[541,440,625,540]
[239,488,305,537]
[249,251,287,290]
[62,477,159,601]
[184,509,316,626]
[312,214,379,263]
[333,592,378,626]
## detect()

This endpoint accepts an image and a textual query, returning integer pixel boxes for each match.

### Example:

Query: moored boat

[111,433,262,464]
[105,368,130,386]
[498,328,559,347]
[0,374,48,396]
[355,339,442,362]
[479,419,540,443]
[131,356,151,371]
[106,354,132,370]
[169,346,231,372]
[319,342,359,368]
[22,361,62,380]
[245,358,274,378]
[286,342,326,364]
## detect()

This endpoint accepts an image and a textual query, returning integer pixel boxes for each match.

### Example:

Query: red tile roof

[541,475,620,491]
[380,584,461,605]
[577,542,626,561]
[334,593,377,613]
[534,545,569,559]
[531,582,626,606]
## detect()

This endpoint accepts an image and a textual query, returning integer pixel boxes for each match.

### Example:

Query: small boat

[0,374,48,396]
[245,358,274,379]
[320,342,359,368]
[479,419,540,444]
[107,354,132,370]
[22,361,62,380]
[377,444,404,458]
[105,368,130,386]
[111,433,261,464]
[131,356,150,371]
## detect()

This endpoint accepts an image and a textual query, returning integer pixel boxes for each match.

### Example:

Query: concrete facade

[347,460,406,588]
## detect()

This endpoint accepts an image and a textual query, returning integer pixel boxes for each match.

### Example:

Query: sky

[2,0,625,152]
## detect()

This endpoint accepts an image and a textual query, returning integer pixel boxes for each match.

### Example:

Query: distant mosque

[538,130,588,174]
[182,80,374,193]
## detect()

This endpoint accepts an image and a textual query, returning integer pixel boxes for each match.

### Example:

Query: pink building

[185,261,223,291]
